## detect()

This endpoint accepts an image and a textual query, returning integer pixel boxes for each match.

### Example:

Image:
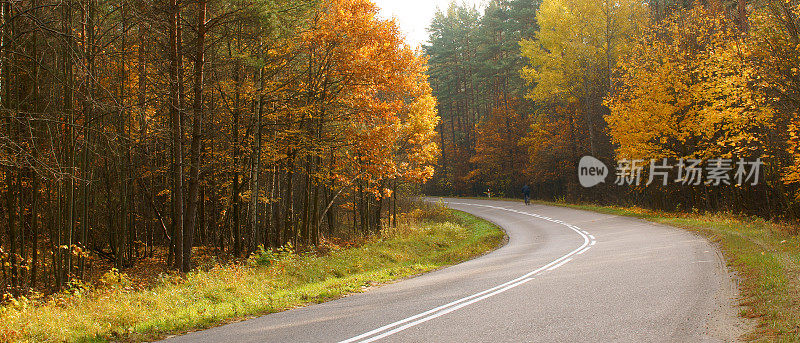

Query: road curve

[163,198,748,342]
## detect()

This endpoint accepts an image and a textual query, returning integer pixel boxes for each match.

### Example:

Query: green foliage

[247,244,297,267]
[423,0,541,196]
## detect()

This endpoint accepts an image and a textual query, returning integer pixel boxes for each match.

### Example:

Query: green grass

[0,206,504,342]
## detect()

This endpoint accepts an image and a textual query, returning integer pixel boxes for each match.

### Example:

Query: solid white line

[576,246,592,255]
[337,276,530,343]
[547,258,573,271]
[358,278,535,343]
[339,201,593,343]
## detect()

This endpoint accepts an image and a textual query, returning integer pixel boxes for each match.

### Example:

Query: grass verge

[0,206,504,342]
[528,200,799,342]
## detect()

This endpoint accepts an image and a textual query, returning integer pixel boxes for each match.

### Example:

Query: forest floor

[0,205,505,342]
[447,196,798,341]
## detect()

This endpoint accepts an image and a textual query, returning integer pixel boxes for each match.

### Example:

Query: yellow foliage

[521,0,648,103]
[605,7,775,161]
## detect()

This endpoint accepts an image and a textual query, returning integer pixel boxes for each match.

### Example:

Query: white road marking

[339,201,597,343]
[546,258,573,271]
[357,278,535,343]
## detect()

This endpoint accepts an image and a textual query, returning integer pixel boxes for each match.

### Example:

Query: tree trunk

[250,59,264,250]
[168,0,185,271]
[185,0,206,273]
[231,47,242,256]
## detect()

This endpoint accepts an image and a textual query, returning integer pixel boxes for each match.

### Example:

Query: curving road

[163,198,749,343]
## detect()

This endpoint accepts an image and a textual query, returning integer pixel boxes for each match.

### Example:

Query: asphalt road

[163,198,749,343]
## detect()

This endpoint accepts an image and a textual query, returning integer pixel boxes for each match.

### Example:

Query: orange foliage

[469,97,531,191]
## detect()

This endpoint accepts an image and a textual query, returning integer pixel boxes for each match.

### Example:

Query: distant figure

[522,184,531,205]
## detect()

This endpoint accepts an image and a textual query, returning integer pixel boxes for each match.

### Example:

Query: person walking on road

[522,184,531,205]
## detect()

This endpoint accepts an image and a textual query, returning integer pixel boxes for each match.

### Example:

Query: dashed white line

[338,201,598,343]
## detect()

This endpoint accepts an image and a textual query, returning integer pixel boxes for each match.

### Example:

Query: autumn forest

[2,0,800,304]
[426,0,800,222]
[0,0,439,296]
